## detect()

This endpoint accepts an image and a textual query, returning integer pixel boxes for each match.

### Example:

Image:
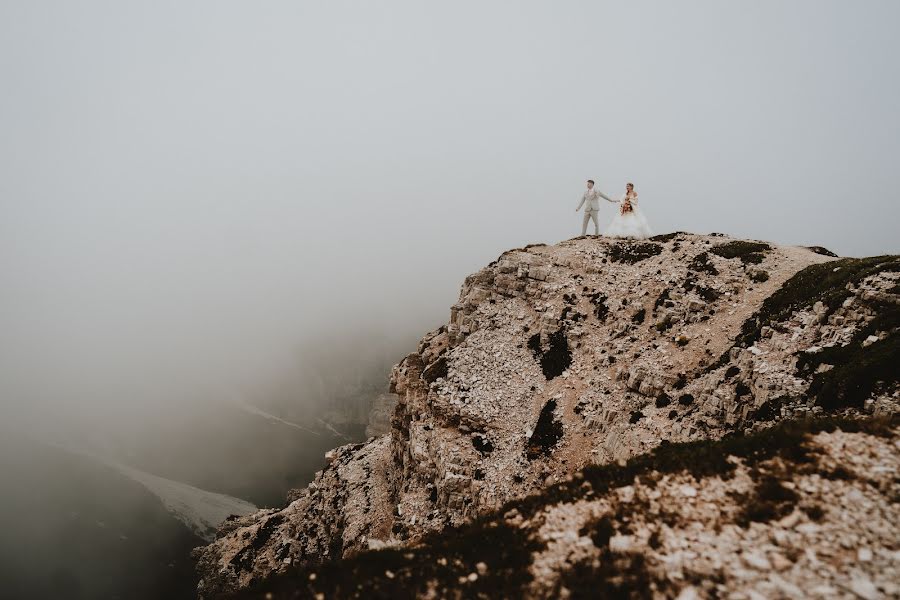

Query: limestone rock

[194,235,900,598]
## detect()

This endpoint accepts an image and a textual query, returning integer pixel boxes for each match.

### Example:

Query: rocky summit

[193,233,899,599]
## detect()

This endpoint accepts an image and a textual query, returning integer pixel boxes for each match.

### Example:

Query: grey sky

[1,1,898,434]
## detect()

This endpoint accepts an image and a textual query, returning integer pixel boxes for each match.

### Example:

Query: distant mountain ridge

[47,443,258,542]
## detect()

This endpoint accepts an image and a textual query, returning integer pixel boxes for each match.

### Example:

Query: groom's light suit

[576,188,614,235]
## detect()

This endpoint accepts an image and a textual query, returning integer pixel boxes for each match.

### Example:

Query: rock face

[228,419,900,600]
[194,234,900,598]
[365,393,398,438]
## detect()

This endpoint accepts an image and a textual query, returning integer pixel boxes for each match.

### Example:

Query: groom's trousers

[581,210,599,235]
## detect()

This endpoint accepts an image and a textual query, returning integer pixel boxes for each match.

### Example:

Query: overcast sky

[1,1,898,434]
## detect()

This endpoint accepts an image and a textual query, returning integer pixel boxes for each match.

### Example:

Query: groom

[576,179,615,236]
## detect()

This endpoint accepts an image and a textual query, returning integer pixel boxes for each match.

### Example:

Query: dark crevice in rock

[677,394,694,406]
[527,328,572,380]
[653,288,670,312]
[561,305,586,323]
[526,399,564,460]
[588,292,609,322]
[472,434,494,455]
[751,395,789,421]
[421,356,448,383]
[230,515,286,572]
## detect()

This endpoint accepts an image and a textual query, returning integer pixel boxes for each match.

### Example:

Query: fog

[2,1,899,460]
[1,2,898,595]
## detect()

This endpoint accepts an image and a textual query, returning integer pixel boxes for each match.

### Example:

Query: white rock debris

[193,234,899,599]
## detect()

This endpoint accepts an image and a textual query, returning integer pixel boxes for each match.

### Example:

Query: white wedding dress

[603,193,653,239]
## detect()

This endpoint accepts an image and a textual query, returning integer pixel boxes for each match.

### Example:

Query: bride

[603,182,653,239]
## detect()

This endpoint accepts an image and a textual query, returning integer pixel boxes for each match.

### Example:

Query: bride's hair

[626,182,635,195]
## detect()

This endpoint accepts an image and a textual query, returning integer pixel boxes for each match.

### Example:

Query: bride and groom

[576,179,652,239]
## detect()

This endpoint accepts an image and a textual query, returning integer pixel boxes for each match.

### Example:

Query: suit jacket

[576,188,613,212]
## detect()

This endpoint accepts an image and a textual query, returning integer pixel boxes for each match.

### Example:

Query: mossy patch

[746,256,898,342]
[555,551,654,600]
[695,284,722,302]
[715,256,900,375]
[650,232,687,243]
[688,252,718,275]
[810,339,900,410]
[793,280,899,410]
[711,241,771,265]
[608,242,664,264]
[236,519,542,600]
[797,330,899,411]
[233,416,898,599]
[513,415,897,519]
[588,292,610,322]
[748,269,770,283]
[806,246,838,257]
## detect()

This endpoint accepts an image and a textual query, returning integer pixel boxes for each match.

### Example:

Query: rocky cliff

[193,233,899,599]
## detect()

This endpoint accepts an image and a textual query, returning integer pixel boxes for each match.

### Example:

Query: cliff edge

[194,233,899,598]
